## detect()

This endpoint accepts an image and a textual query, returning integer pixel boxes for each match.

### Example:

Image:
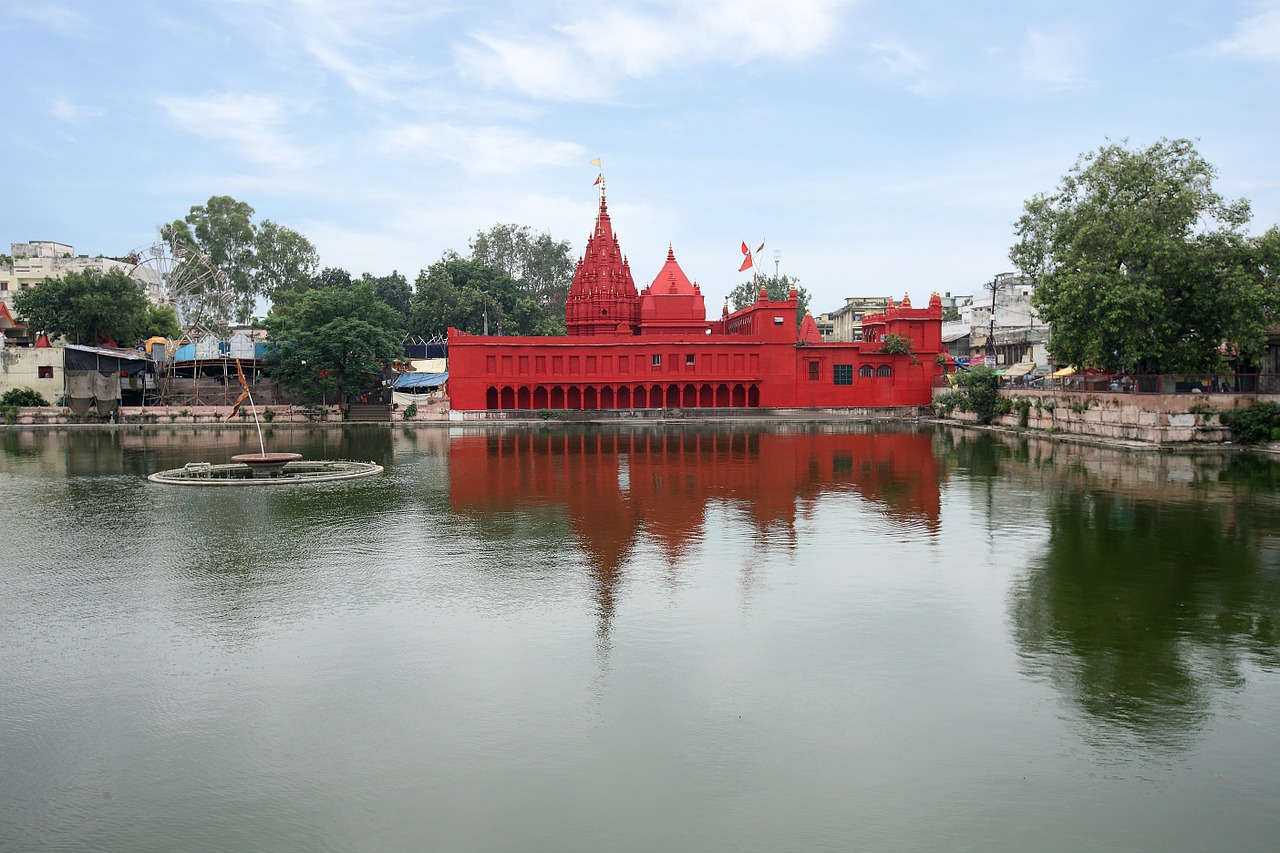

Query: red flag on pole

[740,241,750,256]
[738,255,753,272]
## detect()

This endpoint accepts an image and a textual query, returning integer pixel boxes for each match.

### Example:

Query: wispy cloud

[1214,2,1280,63]
[1,2,92,38]
[223,0,446,100]
[457,0,852,101]
[157,92,320,169]
[50,97,106,126]
[376,122,585,175]
[1018,29,1086,90]
[868,41,940,95]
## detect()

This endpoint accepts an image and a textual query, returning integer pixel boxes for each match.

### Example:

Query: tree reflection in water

[1012,475,1280,751]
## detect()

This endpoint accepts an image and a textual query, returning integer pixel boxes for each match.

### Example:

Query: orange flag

[738,255,753,272]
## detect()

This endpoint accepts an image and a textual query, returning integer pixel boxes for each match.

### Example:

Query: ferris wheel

[127,239,234,341]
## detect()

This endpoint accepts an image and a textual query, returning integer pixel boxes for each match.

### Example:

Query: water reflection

[449,425,945,642]
[1003,437,1280,751]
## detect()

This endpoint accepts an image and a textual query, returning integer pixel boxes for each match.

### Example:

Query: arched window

[858,365,874,378]
[876,364,893,378]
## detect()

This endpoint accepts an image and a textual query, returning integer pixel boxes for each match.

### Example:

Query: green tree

[727,274,811,326]
[163,196,319,323]
[1010,138,1280,374]
[12,269,151,345]
[142,302,182,339]
[255,219,319,310]
[361,271,412,319]
[949,366,1009,424]
[470,224,575,315]
[313,266,353,290]
[409,254,545,338]
[264,281,403,403]
[164,196,258,323]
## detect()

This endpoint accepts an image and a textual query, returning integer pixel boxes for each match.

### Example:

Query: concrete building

[1,240,165,309]
[828,296,891,342]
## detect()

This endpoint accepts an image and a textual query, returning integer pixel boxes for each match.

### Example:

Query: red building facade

[447,195,943,411]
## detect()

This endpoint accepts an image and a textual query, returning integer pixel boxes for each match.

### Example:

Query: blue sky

[3,0,1278,313]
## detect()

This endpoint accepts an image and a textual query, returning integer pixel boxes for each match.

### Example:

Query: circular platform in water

[147,459,383,486]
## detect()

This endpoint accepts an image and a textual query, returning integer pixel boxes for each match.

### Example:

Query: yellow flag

[590,157,601,167]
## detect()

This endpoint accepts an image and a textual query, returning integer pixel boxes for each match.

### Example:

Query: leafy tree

[313,266,353,290]
[1010,138,1280,374]
[409,254,553,338]
[164,196,258,323]
[264,281,403,403]
[727,274,811,326]
[255,219,319,310]
[470,224,575,314]
[163,196,318,323]
[12,269,151,345]
[2,388,48,407]
[361,271,412,319]
[948,366,1010,424]
[142,302,182,340]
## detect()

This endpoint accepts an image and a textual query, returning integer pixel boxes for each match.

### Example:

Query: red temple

[447,194,943,411]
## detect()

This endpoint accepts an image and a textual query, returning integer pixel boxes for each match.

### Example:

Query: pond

[1,424,1277,852]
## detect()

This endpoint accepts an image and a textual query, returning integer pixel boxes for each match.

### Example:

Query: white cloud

[1,3,91,38]
[222,0,445,100]
[157,92,320,169]
[1214,3,1280,63]
[1018,29,1086,89]
[375,123,585,175]
[867,41,941,95]
[49,97,106,125]
[457,0,853,102]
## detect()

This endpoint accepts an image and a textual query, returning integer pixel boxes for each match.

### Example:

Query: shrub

[1,388,48,407]
[951,367,1010,424]
[1012,397,1032,427]
[1221,402,1280,444]
[403,403,418,419]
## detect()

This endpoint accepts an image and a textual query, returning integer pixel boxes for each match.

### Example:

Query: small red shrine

[446,193,943,411]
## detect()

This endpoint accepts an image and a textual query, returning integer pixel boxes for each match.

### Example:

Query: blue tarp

[391,371,448,389]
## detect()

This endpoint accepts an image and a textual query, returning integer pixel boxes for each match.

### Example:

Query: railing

[1029,373,1280,395]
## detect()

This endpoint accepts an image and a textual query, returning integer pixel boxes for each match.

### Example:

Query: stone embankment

[0,399,450,427]
[934,387,1278,446]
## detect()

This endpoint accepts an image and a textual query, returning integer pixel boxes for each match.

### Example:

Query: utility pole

[988,276,998,363]
[773,249,781,279]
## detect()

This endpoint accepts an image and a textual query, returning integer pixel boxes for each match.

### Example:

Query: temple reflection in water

[449,425,945,638]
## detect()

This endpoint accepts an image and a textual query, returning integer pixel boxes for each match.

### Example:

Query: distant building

[1,240,165,309]
[829,296,891,342]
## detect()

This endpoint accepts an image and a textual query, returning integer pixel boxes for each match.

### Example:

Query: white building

[1,240,165,309]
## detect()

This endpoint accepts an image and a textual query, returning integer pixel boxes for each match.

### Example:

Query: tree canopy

[162,196,318,324]
[408,252,564,339]
[264,281,403,403]
[12,268,152,345]
[728,274,811,326]
[470,223,575,317]
[1010,138,1280,374]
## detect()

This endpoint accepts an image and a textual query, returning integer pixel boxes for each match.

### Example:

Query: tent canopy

[391,371,448,389]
